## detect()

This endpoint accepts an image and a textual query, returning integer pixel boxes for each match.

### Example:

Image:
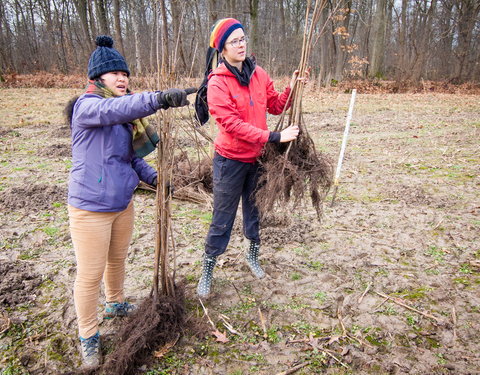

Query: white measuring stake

[334,89,357,185]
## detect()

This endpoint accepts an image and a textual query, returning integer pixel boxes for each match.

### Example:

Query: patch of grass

[266,326,281,343]
[307,261,324,270]
[375,268,389,277]
[291,320,315,334]
[239,353,265,362]
[379,304,398,316]
[395,286,433,300]
[290,272,302,281]
[424,245,445,263]
[406,313,420,328]
[435,353,447,365]
[459,264,473,274]
[42,226,59,237]
[306,349,328,372]
[314,291,327,303]
[292,246,309,257]
[285,297,310,310]
[452,277,470,286]
[1,360,28,375]
[18,248,42,260]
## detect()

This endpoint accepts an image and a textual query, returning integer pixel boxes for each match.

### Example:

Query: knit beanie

[87,35,130,79]
[209,18,244,52]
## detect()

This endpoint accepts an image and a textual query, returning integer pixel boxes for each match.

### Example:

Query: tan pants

[68,201,134,338]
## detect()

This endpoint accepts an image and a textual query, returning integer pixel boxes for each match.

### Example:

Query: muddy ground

[0,89,479,375]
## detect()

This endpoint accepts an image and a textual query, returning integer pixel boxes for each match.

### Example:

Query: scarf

[85,80,159,158]
[222,56,256,86]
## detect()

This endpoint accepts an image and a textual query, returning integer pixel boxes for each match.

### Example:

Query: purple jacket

[68,92,160,212]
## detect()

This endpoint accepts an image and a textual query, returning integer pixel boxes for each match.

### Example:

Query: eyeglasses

[227,36,248,48]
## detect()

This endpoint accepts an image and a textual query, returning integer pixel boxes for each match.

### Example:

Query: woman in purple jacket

[66,35,193,368]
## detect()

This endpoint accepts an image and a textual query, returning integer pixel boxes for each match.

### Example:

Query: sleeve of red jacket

[207,76,270,144]
[264,71,292,115]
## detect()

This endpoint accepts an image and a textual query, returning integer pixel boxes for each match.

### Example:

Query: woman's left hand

[290,68,310,89]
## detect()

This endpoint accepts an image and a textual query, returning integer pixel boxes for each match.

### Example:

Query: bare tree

[113,0,125,56]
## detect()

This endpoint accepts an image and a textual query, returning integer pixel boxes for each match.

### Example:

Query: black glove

[151,178,174,196]
[157,87,197,109]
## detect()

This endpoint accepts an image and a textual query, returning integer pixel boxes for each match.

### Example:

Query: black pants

[205,153,260,257]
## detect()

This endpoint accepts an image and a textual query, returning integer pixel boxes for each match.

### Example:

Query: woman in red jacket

[198,18,304,297]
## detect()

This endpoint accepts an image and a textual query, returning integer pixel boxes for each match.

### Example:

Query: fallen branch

[319,348,349,369]
[275,361,311,375]
[358,282,371,304]
[451,306,457,342]
[258,307,268,339]
[374,291,445,324]
[198,298,216,329]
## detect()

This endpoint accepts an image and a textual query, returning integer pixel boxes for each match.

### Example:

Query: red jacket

[207,63,291,163]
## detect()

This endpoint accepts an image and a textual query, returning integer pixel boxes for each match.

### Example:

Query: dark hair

[64,96,79,127]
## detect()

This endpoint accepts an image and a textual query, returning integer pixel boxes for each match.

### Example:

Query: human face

[99,71,129,96]
[222,28,247,69]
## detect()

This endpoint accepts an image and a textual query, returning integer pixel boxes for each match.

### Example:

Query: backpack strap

[194,47,219,126]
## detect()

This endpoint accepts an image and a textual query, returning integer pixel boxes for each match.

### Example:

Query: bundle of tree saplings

[256,0,334,220]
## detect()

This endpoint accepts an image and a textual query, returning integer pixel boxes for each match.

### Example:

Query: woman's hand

[280,125,299,143]
[289,68,310,89]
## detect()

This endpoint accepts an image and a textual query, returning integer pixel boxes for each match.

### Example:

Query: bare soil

[0,89,479,375]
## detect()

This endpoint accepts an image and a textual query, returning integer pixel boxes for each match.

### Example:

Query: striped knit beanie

[88,35,130,79]
[209,18,244,52]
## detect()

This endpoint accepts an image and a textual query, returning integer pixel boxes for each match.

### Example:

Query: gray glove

[157,87,197,109]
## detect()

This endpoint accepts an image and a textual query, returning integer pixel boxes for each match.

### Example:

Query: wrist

[268,131,281,143]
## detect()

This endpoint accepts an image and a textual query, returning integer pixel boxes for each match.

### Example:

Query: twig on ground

[373,297,390,312]
[451,306,457,342]
[319,348,349,368]
[222,268,245,304]
[153,334,180,358]
[358,282,371,304]
[219,314,241,336]
[0,314,11,335]
[275,361,311,375]
[258,307,268,339]
[336,299,347,336]
[198,298,216,329]
[374,291,445,324]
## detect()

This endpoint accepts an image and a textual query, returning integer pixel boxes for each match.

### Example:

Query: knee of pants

[75,267,104,286]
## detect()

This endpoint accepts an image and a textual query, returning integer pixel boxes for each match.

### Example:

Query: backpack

[194,47,219,127]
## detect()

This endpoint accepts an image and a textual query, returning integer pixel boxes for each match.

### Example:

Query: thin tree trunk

[113,0,125,56]
[411,0,437,81]
[171,0,187,72]
[369,0,387,78]
[159,0,170,76]
[88,0,98,40]
[94,0,109,35]
[249,0,259,55]
[453,0,480,82]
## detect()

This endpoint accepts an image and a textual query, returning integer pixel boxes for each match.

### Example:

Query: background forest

[0,0,479,84]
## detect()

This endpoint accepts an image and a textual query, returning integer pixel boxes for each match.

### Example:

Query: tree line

[0,0,479,83]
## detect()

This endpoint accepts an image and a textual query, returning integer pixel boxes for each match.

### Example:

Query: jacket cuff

[149,174,158,186]
[268,131,281,143]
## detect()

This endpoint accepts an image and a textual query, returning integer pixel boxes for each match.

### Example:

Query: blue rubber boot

[197,254,217,298]
[246,241,265,279]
